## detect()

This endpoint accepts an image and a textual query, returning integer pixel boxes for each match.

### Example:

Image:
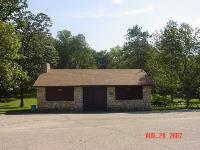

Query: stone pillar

[37,87,46,110]
[142,86,152,110]
[74,87,83,111]
[107,86,115,107]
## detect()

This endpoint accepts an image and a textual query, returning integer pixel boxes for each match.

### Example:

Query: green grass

[152,105,185,110]
[152,97,200,110]
[0,97,37,114]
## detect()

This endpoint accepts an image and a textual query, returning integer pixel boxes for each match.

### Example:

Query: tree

[17,12,58,107]
[108,46,124,68]
[54,30,72,68]
[93,50,110,69]
[0,22,27,99]
[0,0,27,21]
[0,1,59,106]
[54,30,96,69]
[147,46,180,101]
[68,34,96,68]
[123,25,151,70]
[152,20,200,104]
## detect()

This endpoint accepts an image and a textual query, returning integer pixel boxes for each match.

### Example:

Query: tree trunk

[163,94,167,100]
[183,85,189,107]
[170,93,174,102]
[185,90,190,107]
[20,85,24,107]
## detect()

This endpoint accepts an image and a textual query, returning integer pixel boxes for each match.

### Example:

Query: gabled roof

[33,69,154,87]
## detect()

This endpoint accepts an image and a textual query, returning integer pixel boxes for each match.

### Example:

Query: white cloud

[112,0,123,5]
[118,5,154,16]
[67,5,154,18]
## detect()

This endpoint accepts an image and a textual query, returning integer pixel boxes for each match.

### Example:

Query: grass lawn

[0,97,37,114]
[152,98,200,110]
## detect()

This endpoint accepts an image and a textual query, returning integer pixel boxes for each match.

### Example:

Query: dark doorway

[83,86,107,111]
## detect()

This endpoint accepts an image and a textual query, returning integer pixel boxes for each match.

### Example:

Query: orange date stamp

[146,132,183,139]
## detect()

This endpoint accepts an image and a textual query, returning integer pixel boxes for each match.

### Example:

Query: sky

[28,0,200,51]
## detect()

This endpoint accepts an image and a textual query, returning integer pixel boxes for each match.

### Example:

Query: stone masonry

[37,86,152,112]
[37,87,83,112]
[107,86,152,111]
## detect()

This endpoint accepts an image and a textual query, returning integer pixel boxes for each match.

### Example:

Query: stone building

[34,63,154,112]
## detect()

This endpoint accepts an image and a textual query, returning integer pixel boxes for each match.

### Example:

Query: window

[46,87,74,101]
[115,86,143,100]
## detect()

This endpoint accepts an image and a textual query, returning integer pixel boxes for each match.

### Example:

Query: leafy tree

[93,50,110,69]
[68,34,96,68]
[0,22,27,99]
[147,46,180,101]
[17,12,58,107]
[54,30,72,68]
[0,1,58,106]
[55,30,96,69]
[123,25,151,70]
[0,0,27,21]
[152,20,200,104]
[108,46,124,68]
[91,46,124,69]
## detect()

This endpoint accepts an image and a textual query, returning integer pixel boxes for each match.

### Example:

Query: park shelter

[34,63,154,111]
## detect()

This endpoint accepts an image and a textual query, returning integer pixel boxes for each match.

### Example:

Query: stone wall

[107,86,152,111]
[37,86,152,112]
[37,87,83,112]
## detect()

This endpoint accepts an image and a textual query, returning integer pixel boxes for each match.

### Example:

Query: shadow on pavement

[3,108,200,115]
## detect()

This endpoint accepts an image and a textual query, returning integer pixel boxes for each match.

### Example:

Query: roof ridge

[34,69,154,86]
[49,69,144,70]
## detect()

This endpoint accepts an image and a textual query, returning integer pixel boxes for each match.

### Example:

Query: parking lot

[0,110,200,150]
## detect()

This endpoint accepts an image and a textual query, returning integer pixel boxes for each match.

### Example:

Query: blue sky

[28,0,200,51]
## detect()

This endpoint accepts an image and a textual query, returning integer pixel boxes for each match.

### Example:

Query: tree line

[1,0,200,106]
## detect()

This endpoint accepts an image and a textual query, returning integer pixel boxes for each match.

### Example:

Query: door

[83,86,107,111]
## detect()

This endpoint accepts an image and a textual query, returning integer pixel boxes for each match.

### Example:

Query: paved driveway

[0,110,200,150]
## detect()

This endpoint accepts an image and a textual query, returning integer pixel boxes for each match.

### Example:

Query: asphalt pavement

[0,110,200,150]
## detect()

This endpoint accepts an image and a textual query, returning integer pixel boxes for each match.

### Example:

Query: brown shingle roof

[33,69,154,87]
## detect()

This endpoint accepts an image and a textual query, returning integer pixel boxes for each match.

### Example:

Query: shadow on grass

[0,106,22,110]
[0,105,10,108]
[4,109,33,115]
